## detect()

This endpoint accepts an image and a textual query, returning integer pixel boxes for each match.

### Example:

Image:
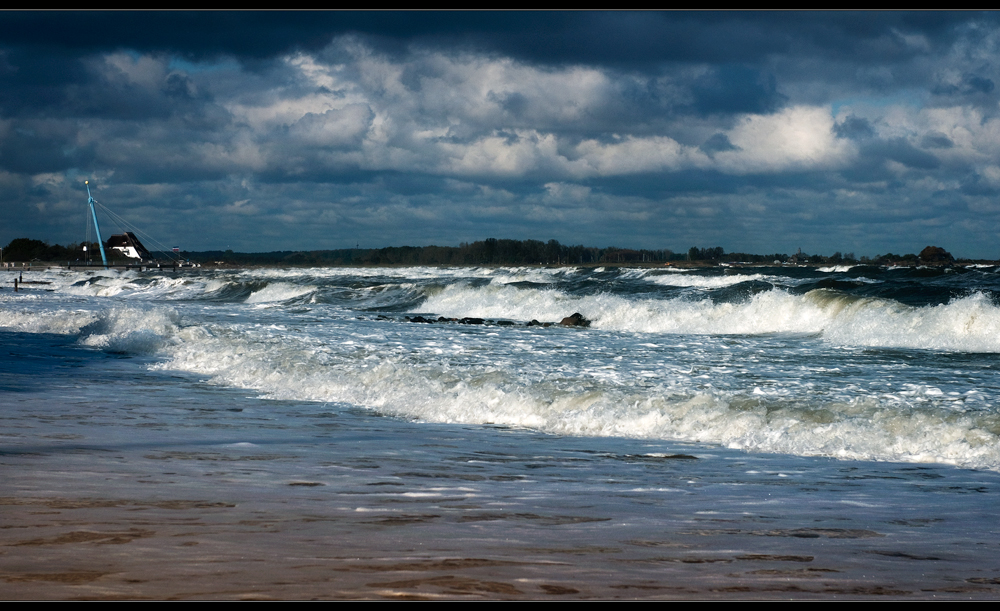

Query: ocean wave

[418,283,1000,351]
[155,321,1000,471]
[817,265,856,272]
[0,301,181,354]
[77,306,179,354]
[0,305,97,335]
[10,265,1000,472]
[644,272,777,289]
[245,282,317,304]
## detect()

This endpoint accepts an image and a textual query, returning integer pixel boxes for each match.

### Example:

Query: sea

[3,263,1000,599]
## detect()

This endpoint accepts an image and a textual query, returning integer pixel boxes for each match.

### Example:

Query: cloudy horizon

[3,12,1000,258]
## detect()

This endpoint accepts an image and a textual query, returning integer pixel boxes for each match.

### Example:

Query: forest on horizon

[1,237,960,267]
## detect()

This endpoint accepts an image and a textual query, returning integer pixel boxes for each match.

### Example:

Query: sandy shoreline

[5,450,1000,600]
[0,493,941,600]
[4,373,1000,600]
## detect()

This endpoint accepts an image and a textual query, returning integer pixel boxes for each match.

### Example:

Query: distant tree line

[1,238,101,263]
[179,239,680,266]
[1,237,959,267]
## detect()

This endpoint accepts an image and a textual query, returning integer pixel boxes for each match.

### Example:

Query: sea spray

[78,306,179,354]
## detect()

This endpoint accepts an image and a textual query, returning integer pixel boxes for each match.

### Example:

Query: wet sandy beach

[5,429,1000,599]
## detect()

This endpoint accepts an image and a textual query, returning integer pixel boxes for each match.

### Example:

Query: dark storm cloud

[920,132,954,149]
[0,12,343,59]
[689,65,785,115]
[700,133,740,157]
[834,116,876,140]
[0,49,89,116]
[864,138,941,170]
[961,173,1000,196]
[932,73,997,101]
[0,121,94,174]
[3,12,990,67]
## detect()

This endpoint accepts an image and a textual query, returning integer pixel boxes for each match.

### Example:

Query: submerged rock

[397,314,588,328]
[559,313,591,327]
[528,319,555,327]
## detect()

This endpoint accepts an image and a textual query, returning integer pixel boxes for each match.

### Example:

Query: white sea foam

[245,282,316,303]
[419,283,1000,351]
[0,306,97,334]
[8,265,1000,472]
[420,282,574,321]
[814,291,1000,351]
[60,272,136,297]
[1,297,179,354]
[817,265,856,272]
[77,306,179,354]
[238,265,582,283]
[488,267,569,285]
[617,268,654,279]
[155,319,1000,471]
[203,279,231,294]
[54,270,214,301]
[411,281,734,329]
[644,272,775,288]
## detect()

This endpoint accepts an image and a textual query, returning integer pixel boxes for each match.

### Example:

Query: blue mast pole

[86,181,108,269]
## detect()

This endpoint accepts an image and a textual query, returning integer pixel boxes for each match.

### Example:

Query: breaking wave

[418,283,1000,351]
[156,318,1000,471]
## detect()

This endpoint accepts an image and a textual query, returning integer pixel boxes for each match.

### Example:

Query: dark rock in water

[397,315,569,328]
[559,313,591,327]
[527,319,555,328]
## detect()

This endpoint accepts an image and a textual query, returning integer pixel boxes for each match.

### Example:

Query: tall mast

[86,180,109,269]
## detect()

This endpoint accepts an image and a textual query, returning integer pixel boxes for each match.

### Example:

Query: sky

[3,12,1000,258]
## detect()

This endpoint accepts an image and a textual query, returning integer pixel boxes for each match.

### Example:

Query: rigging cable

[92,199,184,264]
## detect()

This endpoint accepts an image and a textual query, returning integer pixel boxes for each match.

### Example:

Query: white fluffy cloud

[197,42,863,180]
[716,106,854,173]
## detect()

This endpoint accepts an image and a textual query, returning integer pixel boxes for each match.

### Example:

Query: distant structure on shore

[106,232,152,260]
